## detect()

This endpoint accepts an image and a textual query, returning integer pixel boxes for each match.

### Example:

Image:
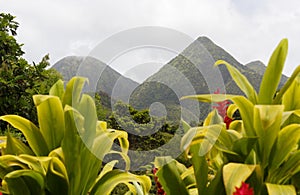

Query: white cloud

[2,0,300,76]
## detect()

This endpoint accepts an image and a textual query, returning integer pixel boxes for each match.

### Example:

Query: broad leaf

[90,169,151,195]
[5,133,34,155]
[223,163,256,195]
[63,76,88,108]
[215,60,258,103]
[0,115,48,156]
[258,39,288,104]
[154,157,189,195]
[3,170,45,195]
[33,95,65,152]
[274,65,300,104]
[269,124,300,172]
[265,183,296,195]
[49,79,65,101]
[253,105,283,169]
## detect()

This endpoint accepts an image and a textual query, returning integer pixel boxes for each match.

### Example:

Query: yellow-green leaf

[215,60,258,103]
[265,183,296,195]
[223,163,256,195]
[33,95,65,151]
[49,79,65,100]
[258,39,288,104]
[0,115,48,156]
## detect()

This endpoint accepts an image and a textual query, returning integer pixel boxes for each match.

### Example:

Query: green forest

[1,13,300,195]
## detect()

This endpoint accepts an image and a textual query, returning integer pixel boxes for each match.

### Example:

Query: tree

[0,13,62,132]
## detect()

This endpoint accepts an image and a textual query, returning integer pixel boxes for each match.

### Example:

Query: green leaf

[282,74,300,110]
[181,94,256,136]
[232,137,258,158]
[62,76,88,108]
[190,145,208,195]
[203,109,223,126]
[4,170,45,195]
[5,133,34,155]
[206,166,226,195]
[77,94,97,147]
[253,105,283,169]
[269,124,300,173]
[0,115,49,156]
[45,158,69,195]
[268,150,300,184]
[215,60,258,103]
[33,95,65,151]
[62,105,100,195]
[181,93,237,103]
[258,39,288,104]
[49,79,65,100]
[90,169,151,195]
[227,104,239,119]
[265,183,296,195]
[274,65,300,104]
[231,96,255,136]
[223,163,256,195]
[154,157,189,195]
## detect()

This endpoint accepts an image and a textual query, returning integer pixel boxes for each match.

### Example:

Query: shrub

[154,39,300,194]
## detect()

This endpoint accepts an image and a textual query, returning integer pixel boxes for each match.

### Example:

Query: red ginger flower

[152,168,166,195]
[213,88,233,128]
[224,115,233,129]
[233,182,254,195]
[212,88,231,118]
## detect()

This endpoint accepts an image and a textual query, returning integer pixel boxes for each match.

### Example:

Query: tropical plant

[154,39,300,194]
[0,77,151,194]
[0,13,62,133]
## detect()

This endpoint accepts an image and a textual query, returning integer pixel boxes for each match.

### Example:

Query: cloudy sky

[2,0,300,81]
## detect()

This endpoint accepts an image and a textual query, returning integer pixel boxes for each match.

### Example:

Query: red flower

[212,88,231,118]
[233,182,254,195]
[152,168,166,195]
[224,115,233,129]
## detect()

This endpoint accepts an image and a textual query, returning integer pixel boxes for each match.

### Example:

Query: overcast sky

[2,0,300,81]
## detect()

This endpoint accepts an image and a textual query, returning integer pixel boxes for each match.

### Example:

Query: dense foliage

[0,77,151,194]
[154,39,300,194]
[2,12,300,195]
[0,13,61,132]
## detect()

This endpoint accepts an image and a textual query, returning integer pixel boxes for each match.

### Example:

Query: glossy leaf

[282,74,300,110]
[181,93,237,103]
[154,157,189,195]
[45,157,69,195]
[3,170,45,195]
[215,60,258,103]
[77,94,97,147]
[62,76,87,107]
[33,95,65,151]
[253,105,283,169]
[274,65,300,104]
[90,169,151,195]
[0,115,48,156]
[223,163,256,195]
[258,39,288,104]
[268,124,300,179]
[268,150,300,184]
[49,79,65,101]
[265,183,296,195]
[5,133,34,155]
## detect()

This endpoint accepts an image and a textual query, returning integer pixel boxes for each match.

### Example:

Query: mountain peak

[196,36,215,45]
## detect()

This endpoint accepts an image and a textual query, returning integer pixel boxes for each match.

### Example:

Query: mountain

[129,36,287,123]
[52,56,139,102]
[246,60,289,83]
